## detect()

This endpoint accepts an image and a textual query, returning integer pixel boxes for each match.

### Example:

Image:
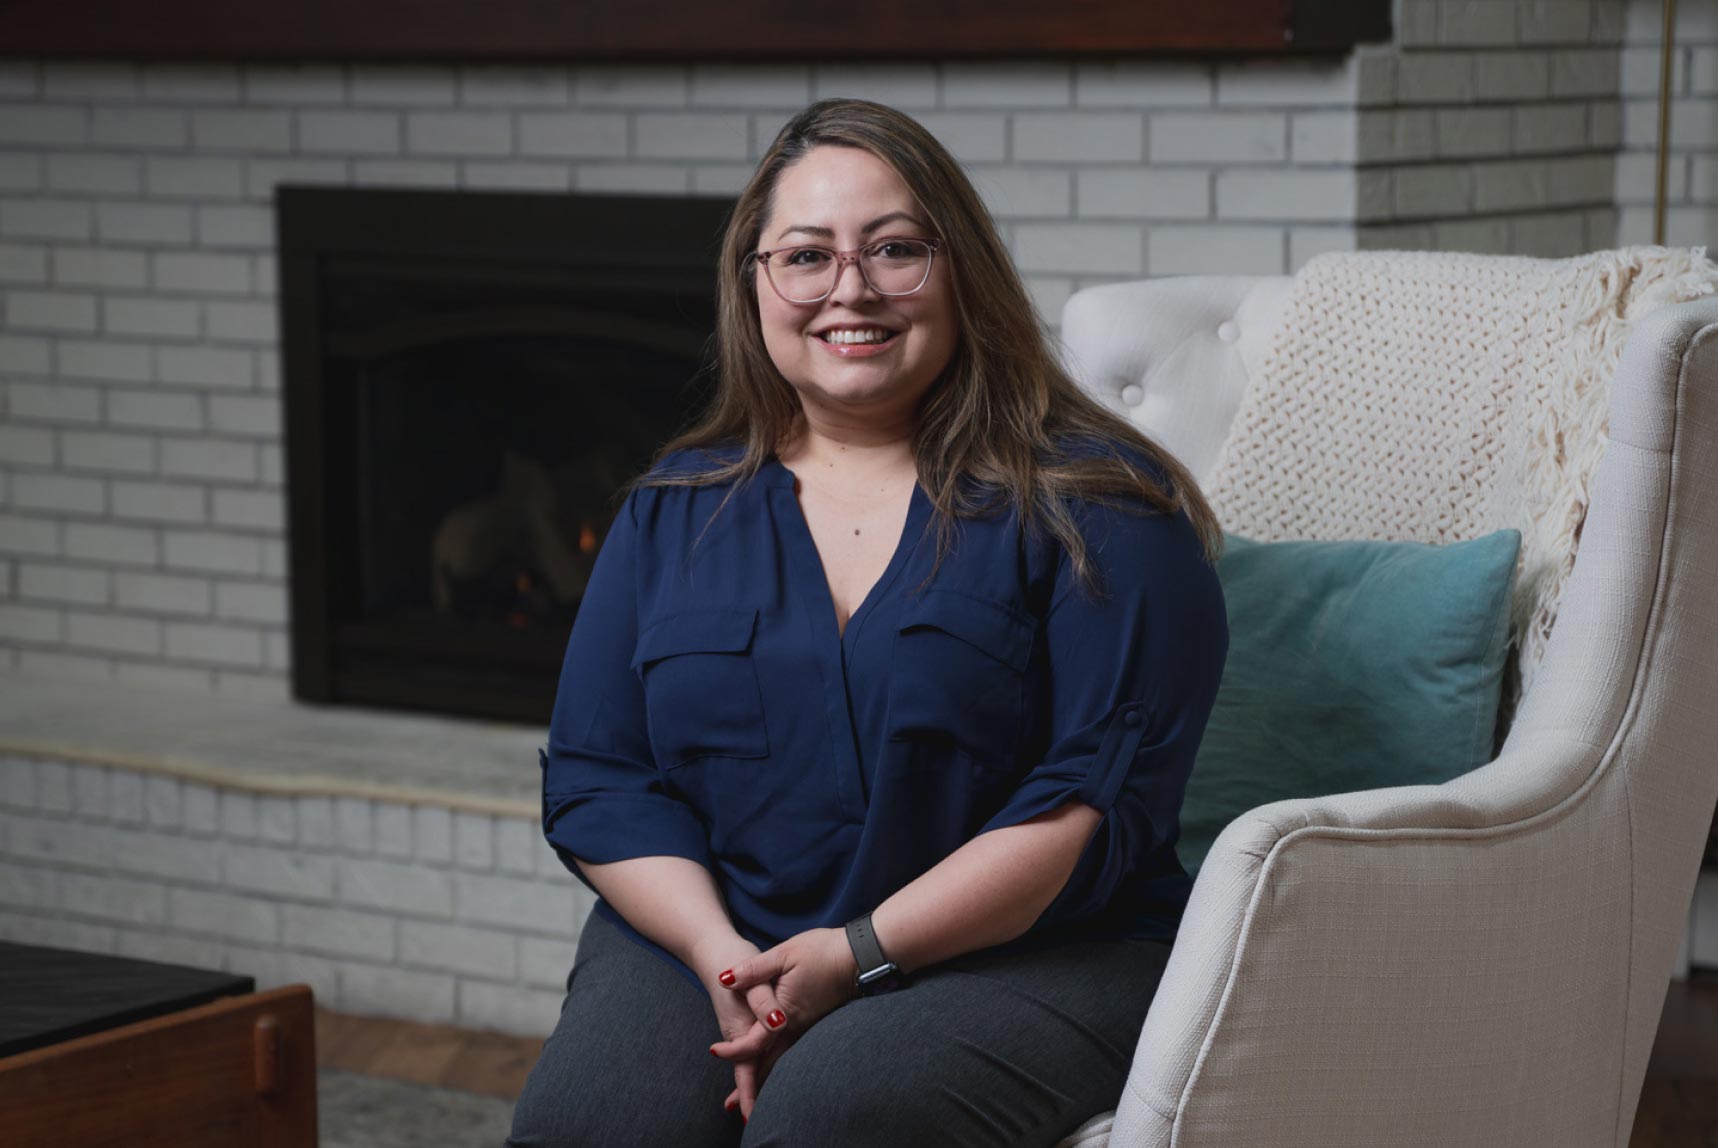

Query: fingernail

[767,1009,785,1028]
[708,1047,718,1057]
[719,969,736,986]
[725,1098,737,1113]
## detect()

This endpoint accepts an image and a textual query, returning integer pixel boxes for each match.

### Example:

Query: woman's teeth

[819,329,895,345]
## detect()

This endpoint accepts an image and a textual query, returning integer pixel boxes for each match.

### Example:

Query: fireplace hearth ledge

[0,671,541,818]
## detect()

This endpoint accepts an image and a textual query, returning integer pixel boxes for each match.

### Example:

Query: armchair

[1041,254,1718,1147]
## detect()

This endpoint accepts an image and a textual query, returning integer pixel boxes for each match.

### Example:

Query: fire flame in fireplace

[430,450,613,625]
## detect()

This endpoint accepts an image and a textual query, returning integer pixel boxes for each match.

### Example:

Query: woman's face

[754,145,959,429]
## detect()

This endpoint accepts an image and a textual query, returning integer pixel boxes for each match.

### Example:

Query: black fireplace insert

[277,185,732,724]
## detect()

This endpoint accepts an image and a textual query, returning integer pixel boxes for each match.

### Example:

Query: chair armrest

[1115,734,1630,1147]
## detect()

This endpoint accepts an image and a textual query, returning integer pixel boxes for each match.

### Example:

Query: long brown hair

[629,97,1223,600]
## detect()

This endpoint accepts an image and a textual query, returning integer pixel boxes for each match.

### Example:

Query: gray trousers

[506,906,1173,1148]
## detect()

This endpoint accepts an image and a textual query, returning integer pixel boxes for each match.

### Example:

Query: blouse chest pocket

[630,607,770,770]
[886,589,1037,771]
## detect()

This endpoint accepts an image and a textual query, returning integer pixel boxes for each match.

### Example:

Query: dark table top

[0,941,255,1059]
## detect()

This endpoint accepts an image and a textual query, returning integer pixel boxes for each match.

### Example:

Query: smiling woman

[751,145,959,459]
[508,98,1230,1148]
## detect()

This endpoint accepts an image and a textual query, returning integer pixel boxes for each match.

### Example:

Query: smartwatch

[845,912,907,996]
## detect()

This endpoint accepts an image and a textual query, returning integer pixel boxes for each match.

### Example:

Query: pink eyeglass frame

[749,236,943,303]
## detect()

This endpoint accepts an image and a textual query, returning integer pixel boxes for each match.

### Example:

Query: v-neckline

[766,453,928,653]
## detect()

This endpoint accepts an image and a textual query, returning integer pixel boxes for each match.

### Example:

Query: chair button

[1217,320,1240,343]
[1122,709,1142,727]
[1120,383,1144,406]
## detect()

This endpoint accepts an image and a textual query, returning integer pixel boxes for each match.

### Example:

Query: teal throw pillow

[1176,528,1521,879]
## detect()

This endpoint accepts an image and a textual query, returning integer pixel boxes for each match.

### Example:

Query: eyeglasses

[749,237,942,304]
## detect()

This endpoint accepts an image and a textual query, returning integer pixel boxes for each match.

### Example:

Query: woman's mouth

[812,328,901,357]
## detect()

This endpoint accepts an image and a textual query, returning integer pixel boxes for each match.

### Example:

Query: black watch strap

[845,912,904,994]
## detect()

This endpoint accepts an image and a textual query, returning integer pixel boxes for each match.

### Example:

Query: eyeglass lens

[772,239,934,302]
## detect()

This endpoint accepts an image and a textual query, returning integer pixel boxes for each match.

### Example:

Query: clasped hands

[698,926,862,1122]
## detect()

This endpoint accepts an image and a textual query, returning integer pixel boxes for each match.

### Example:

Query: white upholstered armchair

[1041,253,1718,1148]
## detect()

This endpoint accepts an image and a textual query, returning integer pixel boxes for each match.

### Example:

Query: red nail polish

[709,1047,718,1057]
[719,969,736,986]
[767,1009,785,1028]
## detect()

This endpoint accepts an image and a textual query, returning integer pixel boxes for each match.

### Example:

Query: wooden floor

[1633,975,1718,1148]
[314,1006,541,1101]
[314,972,1718,1144]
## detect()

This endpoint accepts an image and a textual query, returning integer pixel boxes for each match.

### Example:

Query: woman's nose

[827,254,881,306]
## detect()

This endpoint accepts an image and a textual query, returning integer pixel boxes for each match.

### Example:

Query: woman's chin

[817,373,911,402]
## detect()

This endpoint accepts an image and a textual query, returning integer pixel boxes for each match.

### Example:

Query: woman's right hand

[692,934,785,1121]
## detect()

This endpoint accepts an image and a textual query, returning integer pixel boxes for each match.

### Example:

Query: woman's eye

[784,248,829,266]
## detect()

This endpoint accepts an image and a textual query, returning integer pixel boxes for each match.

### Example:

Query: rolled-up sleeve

[539,488,711,893]
[978,490,1229,931]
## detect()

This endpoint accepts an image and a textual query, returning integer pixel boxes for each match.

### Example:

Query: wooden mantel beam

[0,0,1391,62]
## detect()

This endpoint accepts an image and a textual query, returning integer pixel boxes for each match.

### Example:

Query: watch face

[859,964,904,995]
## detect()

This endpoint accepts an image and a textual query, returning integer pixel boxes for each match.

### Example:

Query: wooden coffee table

[0,942,317,1147]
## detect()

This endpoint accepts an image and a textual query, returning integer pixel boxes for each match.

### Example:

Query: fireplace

[277,185,731,724]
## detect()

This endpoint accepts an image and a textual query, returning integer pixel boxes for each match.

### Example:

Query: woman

[508,97,1228,1148]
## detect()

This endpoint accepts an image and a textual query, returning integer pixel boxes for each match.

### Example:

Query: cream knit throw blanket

[1205,246,1718,722]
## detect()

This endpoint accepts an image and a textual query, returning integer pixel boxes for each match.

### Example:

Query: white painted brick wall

[13,476,105,516]
[1616,0,1718,246]
[144,774,181,827]
[66,609,161,655]
[18,561,108,604]
[60,872,168,926]
[107,393,204,433]
[459,981,564,1035]
[59,432,152,476]
[1150,112,1287,164]
[415,805,454,863]
[344,964,457,1024]
[113,480,206,524]
[164,620,264,667]
[0,20,1684,683]
[401,919,515,978]
[115,571,212,615]
[163,530,262,574]
[375,804,413,858]
[213,579,285,623]
[341,857,456,917]
[0,755,588,1036]
[454,812,493,870]
[0,515,59,556]
[282,903,393,960]
[103,769,139,820]
[1012,113,1145,163]
[1357,1,1635,257]
[160,438,257,481]
[1076,169,1208,220]
[1149,226,1286,275]
[173,886,279,944]
[59,340,150,383]
[1216,170,1357,221]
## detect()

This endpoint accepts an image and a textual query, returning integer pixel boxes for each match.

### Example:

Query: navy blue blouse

[538,441,1229,993]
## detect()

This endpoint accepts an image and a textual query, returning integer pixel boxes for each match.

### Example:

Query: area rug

[318,1068,516,1148]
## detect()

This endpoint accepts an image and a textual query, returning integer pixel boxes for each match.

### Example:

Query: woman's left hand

[709,926,861,1119]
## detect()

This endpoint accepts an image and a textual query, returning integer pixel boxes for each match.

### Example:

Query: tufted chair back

[1058,275,1291,491]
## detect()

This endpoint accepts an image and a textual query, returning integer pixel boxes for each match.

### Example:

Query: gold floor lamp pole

[1654,0,1678,245]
